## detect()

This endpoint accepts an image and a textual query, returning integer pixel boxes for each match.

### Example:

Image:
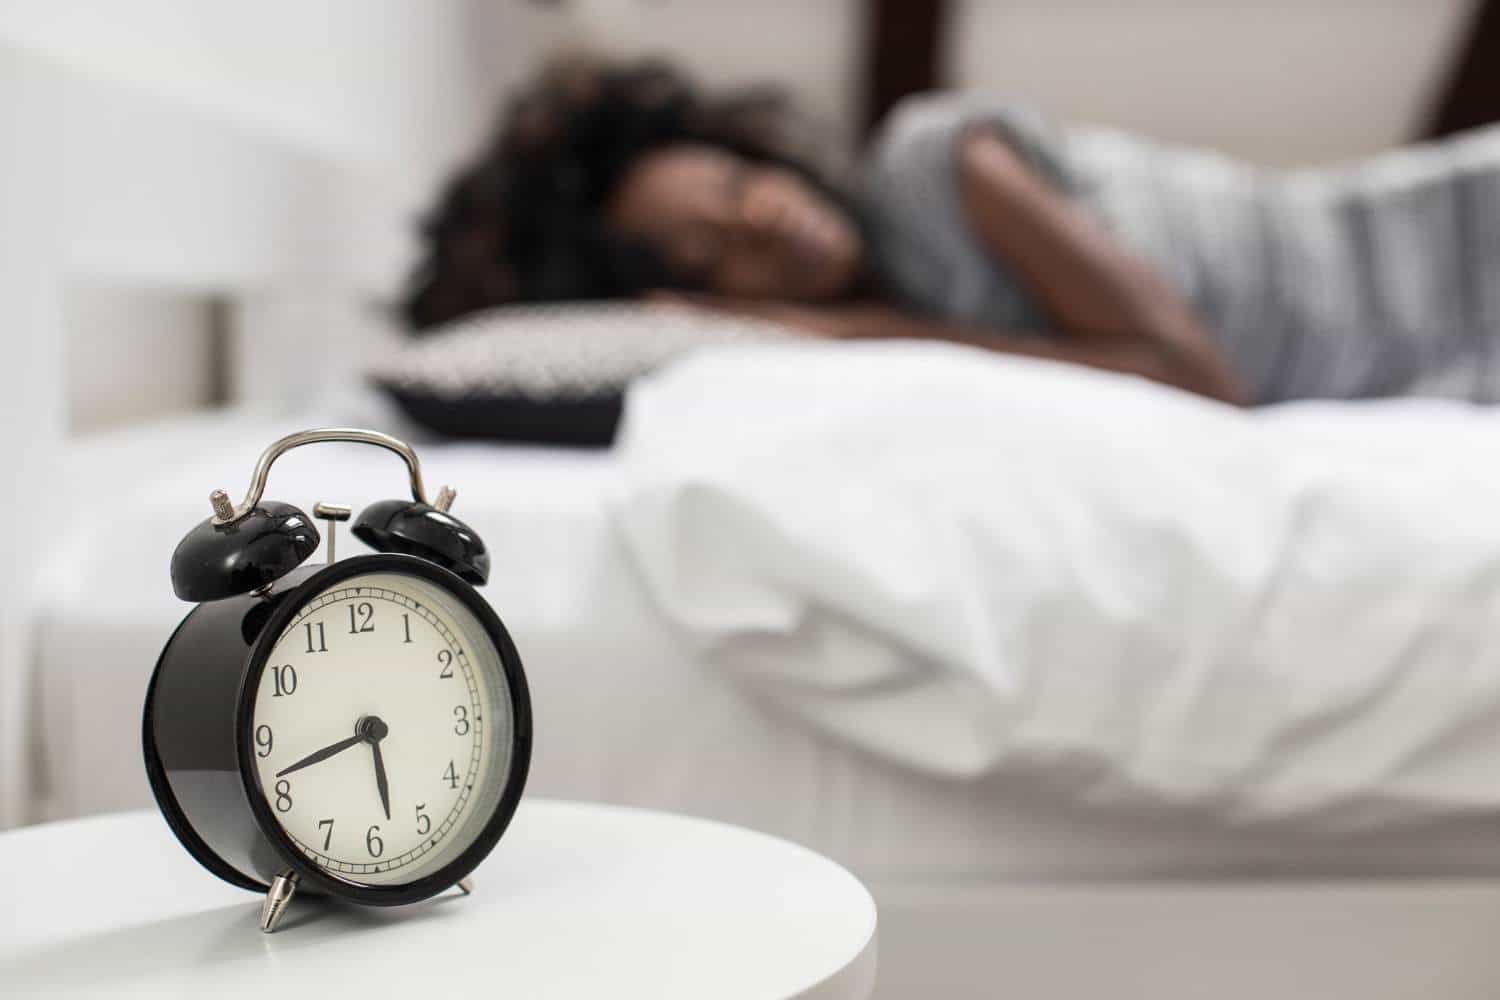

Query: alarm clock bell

[170,500,322,602]
[353,495,490,585]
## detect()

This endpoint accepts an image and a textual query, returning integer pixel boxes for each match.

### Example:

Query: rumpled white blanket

[609,341,1500,830]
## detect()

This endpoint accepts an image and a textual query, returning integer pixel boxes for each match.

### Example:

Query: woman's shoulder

[854,93,1064,329]
[863,92,1073,191]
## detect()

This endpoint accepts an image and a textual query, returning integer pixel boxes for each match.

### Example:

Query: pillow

[369,303,792,446]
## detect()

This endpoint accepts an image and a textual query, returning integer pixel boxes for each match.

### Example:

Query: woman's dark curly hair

[400,52,844,332]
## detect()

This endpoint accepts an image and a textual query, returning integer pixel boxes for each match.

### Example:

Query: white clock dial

[250,570,515,886]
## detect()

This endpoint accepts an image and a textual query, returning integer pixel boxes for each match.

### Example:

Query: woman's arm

[956,130,1245,404]
[660,126,1245,403]
[659,296,1234,398]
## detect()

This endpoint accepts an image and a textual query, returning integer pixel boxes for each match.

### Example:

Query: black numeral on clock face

[271,664,297,697]
[262,587,494,874]
[348,602,375,634]
[303,621,327,653]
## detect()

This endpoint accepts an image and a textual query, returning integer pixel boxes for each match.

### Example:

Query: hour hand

[275,734,364,777]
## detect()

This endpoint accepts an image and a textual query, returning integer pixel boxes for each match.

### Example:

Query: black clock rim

[235,552,533,907]
[142,611,269,895]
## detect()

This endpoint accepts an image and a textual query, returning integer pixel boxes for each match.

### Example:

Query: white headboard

[0,2,487,823]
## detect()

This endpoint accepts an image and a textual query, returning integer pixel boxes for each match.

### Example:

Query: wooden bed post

[1425,0,1500,138]
[860,0,950,138]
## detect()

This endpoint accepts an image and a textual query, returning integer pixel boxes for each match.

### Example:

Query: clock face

[249,570,517,887]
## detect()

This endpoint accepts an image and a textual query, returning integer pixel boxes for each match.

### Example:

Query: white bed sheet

[24,392,1500,880]
[612,343,1500,833]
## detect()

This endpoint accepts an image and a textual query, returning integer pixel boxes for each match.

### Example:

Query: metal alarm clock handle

[147,429,531,935]
[170,427,489,602]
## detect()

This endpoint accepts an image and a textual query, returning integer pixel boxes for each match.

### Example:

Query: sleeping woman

[402,53,1500,406]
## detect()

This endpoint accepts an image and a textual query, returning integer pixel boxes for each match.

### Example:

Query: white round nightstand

[0,800,876,998]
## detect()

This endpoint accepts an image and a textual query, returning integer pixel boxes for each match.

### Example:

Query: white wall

[64,288,216,433]
[0,2,498,427]
[0,0,489,180]
[468,0,865,152]
[949,0,1477,167]
[0,44,64,828]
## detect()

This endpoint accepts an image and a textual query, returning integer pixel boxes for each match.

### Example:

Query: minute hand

[276,734,365,777]
[370,741,391,820]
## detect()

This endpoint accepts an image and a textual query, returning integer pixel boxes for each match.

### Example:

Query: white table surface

[0,800,877,999]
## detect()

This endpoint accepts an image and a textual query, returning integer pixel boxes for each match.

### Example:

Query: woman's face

[606,144,864,302]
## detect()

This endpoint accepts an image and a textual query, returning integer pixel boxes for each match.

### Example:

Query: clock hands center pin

[275,715,393,821]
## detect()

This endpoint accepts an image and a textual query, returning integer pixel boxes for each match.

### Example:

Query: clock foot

[457,877,474,896]
[260,871,299,933]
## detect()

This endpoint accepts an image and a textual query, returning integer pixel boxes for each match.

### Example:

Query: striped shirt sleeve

[860,93,1076,333]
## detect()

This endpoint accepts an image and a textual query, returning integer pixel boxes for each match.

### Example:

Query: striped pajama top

[860,93,1500,404]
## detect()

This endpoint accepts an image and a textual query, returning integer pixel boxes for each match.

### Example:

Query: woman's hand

[957,131,1247,404]
[650,292,1245,403]
[649,291,872,340]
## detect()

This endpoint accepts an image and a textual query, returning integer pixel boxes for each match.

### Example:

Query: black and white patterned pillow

[369,303,792,446]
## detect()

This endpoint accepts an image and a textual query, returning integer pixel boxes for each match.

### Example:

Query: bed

[34,385,1500,875]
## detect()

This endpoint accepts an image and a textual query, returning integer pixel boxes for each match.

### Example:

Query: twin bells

[169,428,490,603]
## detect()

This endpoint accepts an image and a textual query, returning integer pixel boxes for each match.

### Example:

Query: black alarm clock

[143,428,532,933]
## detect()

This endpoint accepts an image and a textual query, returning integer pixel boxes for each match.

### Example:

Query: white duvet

[611,341,1500,830]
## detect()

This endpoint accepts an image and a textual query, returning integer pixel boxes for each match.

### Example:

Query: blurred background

[1,0,1487,437]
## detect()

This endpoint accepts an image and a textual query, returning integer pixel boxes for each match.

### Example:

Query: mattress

[26,391,1500,882]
